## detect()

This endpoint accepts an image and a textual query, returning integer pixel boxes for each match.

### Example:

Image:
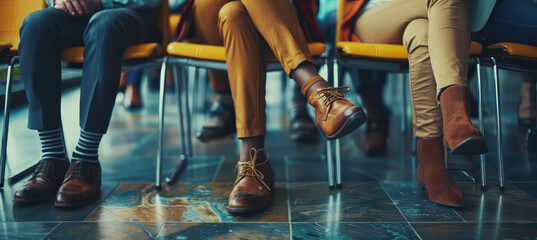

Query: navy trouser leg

[79,9,160,133]
[19,8,87,130]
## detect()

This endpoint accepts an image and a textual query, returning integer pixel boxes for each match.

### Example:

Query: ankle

[305,81,330,99]
[216,93,233,106]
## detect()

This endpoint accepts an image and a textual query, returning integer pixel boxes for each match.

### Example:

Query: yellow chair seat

[487,42,537,61]
[167,42,327,62]
[60,43,164,63]
[337,41,483,60]
[0,42,13,52]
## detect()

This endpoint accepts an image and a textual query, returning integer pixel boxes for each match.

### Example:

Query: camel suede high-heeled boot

[417,137,465,207]
[440,85,487,154]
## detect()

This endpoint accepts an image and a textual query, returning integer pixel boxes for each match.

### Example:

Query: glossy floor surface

[1,69,537,240]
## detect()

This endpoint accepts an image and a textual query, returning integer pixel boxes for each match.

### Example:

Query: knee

[218,1,248,28]
[20,9,63,38]
[85,9,131,40]
[402,19,429,53]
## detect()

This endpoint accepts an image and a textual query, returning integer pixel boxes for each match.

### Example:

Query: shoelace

[315,87,351,120]
[234,148,271,191]
[31,161,47,178]
[64,161,84,181]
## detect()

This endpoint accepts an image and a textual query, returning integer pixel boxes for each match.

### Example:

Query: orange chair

[475,42,537,191]
[0,0,170,187]
[334,0,483,188]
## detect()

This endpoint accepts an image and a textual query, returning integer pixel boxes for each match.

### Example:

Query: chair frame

[155,55,328,189]
[475,55,537,191]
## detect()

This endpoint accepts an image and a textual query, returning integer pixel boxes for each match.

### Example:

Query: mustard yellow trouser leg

[240,0,315,76]
[218,1,268,138]
[192,0,231,92]
[354,0,470,138]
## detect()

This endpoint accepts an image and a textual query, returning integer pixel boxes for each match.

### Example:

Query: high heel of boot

[445,135,488,155]
[444,145,474,170]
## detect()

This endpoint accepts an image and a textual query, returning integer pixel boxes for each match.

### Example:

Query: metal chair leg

[192,67,200,125]
[401,74,408,134]
[166,65,188,184]
[332,57,342,188]
[326,140,335,189]
[172,66,187,157]
[155,57,168,190]
[491,57,505,191]
[335,139,342,188]
[181,66,193,157]
[0,56,18,188]
[460,170,477,184]
[476,57,487,190]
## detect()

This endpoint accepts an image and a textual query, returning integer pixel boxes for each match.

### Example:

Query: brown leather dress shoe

[289,102,319,143]
[308,87,367,140]
[440,85,487,155]
[196,101,236,142]
[364,115,390,156]
[227,148,275,213]
[124,84,142,110]
[55,160,101,208]
[417,137,465,207]
[13,159,70,203]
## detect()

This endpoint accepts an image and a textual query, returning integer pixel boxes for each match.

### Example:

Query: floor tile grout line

[82,182,121,221]
[41,222,62,240]
[452,207,467,223]
[153,222,166,239]
[380,182,423,240]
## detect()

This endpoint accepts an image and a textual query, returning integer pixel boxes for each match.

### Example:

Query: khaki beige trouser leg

[217,0,316,138]
[192,0,231,92]
[354,0,470,138]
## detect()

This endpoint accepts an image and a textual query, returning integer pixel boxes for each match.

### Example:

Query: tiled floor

[1,70,537,239]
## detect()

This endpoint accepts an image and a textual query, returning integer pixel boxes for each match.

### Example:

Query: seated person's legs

[15,8,88,204]
[189,0,238,142]
[352,0,485,207]
[355,70,390,156]
[219,0,365,213]
[15,7,161,207]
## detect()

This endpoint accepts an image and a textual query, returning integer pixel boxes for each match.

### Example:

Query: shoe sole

[54,190,101,208]
[325,110,367,140]
[418,183,465,208]
[196,129,236,143]
[196,133,235,143]
[226,203,270,214]
[449,136,488,155]
[13,196,51,203]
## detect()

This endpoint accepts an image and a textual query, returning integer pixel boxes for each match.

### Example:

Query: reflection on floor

[1,70,537,240]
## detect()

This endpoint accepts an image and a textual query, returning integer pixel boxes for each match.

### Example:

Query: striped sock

[38,128,68,161]
[72,130,103,163]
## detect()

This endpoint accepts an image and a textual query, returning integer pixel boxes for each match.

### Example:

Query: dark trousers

[19,8,160,133]
[478,0,537,46]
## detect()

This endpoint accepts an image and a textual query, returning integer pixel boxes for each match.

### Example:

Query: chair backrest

[335,0,345,43]
[0,0,47,51]
[155,0,171,46]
